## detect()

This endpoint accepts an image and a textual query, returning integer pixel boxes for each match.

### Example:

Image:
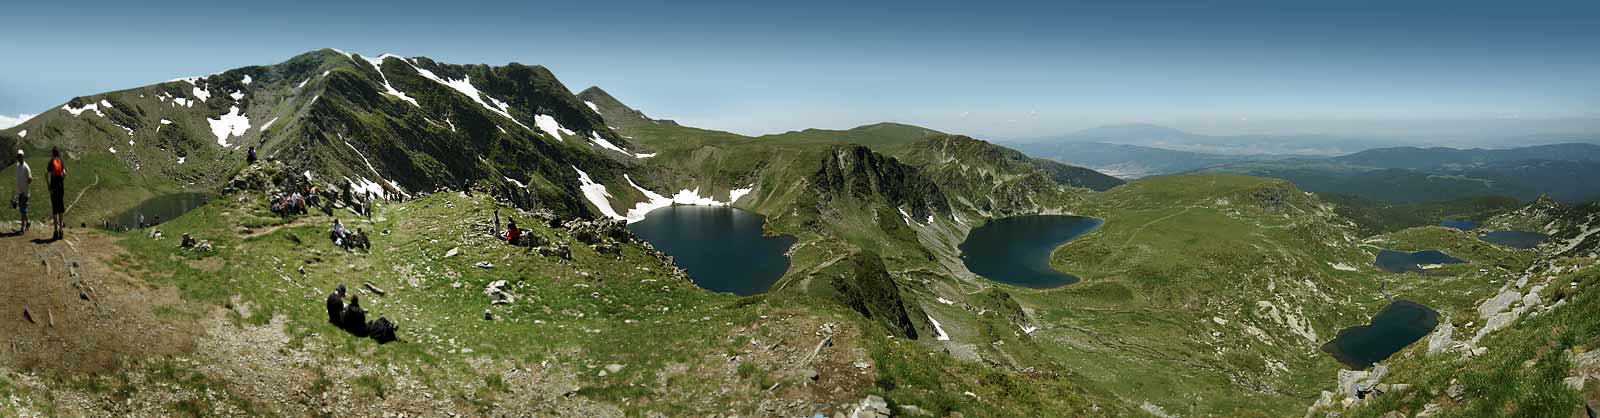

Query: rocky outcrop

[810,145,950,222]
[818,251,922,340]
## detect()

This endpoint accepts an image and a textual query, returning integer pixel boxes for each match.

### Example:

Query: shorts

[50,180,64,215]
[15,194,26,215]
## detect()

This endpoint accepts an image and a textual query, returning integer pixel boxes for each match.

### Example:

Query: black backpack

[368,317,397,344]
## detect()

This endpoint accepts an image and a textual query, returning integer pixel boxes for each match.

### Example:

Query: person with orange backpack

[47,148,65,240]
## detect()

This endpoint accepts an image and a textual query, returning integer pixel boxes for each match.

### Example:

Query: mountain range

[2,49,1599,417]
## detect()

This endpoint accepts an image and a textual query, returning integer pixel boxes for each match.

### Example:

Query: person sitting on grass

[325,284,346,324]
[505,218,522,246]
[340,295,368,337]
[330,219,351,248]
[352,228,371,250]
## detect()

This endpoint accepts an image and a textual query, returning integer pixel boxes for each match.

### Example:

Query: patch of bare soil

[0,227,197,375]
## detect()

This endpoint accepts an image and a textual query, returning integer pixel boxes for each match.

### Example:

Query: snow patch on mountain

[207,106,251,147]
[729,187,754,203]
[346,177,389,201]
[192,87,212,102]
[616,175,750,223]
[260,117,279,131]
[402,61,533,132]
[574,166,624,221]
[634,153,656,159]
[62,102,105,117]
[503,177,527,189]
[339,136,409,199]
[928,315,951,341]
[17,130,25,138]
[229,90,245,101]
[584,101,600,113]
[296,78,310,89]
[1329,262,1359,272]
[241,74,252,85]
[587,131,637,156]
[359,54,419,107]
[534,114,574,141]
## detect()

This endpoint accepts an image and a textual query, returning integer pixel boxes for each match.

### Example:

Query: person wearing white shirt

[13,149,31,233]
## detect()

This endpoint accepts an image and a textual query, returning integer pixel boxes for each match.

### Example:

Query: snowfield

[207,106,251,147]
[534,114,575,141]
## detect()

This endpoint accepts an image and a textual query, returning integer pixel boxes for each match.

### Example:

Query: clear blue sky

[2,0,1597,139]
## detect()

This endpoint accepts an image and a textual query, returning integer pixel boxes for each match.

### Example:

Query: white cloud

[0,114,35,129]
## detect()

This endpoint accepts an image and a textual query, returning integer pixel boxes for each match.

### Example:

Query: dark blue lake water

[959,215,1103,288]
[1479,230,1546,249]
[1322,300,1440,370]
[106,192,211,230]
[1440,219,1477,231]
[1374,249,1465,274]
[626,206,797,296]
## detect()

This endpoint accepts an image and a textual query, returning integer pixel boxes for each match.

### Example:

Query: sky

[2,0,1597,140]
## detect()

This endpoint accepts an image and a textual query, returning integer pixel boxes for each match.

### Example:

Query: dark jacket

[341,301,368,337]
[326,293,344,324]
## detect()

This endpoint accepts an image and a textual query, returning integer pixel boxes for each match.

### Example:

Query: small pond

[959,215,1103,288]
[1374,249,1465,274]
[1322,300,1440,370]
[626,206,797,296]
[105,192,212,230]
[1439,219,1477,231]
[1479,230,1546,250]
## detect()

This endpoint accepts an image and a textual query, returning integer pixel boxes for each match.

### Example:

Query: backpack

[368,317,397,344]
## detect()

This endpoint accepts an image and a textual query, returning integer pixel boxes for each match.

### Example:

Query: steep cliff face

[890,135,1111,217]
[817,250,925,340]
[810,144,951,223]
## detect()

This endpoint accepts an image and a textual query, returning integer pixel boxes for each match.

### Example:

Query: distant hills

[1202,144,1600,203]
[1008,124,1600,204]
[1000,123,1391,179]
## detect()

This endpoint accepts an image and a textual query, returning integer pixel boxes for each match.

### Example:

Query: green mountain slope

[0,49,655,222]
[1304,199,1600,418]
[759,122,944,148]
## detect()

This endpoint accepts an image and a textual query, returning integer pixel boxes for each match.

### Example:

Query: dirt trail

[0,226,198,376]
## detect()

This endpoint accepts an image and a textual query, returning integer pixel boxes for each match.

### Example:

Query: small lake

[1374,249,1465,274]
[959,215,1103,288]
[1479,230,1546,249]
[1322,300,1440,370]
[626,206,797,296]
[105,192,211,230]
[1440,219,1477,231]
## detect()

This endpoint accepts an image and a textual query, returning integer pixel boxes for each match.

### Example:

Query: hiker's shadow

[29,237,59,244]
[1,230,22,238]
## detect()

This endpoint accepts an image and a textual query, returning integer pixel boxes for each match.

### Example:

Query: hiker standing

[47,148,65,240]
[247,146,258,165]
[13,150,31,233]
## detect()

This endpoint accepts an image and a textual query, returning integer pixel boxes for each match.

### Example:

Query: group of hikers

[324,284,396,344]
[329,218,371,251]
[11,147,67,239]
